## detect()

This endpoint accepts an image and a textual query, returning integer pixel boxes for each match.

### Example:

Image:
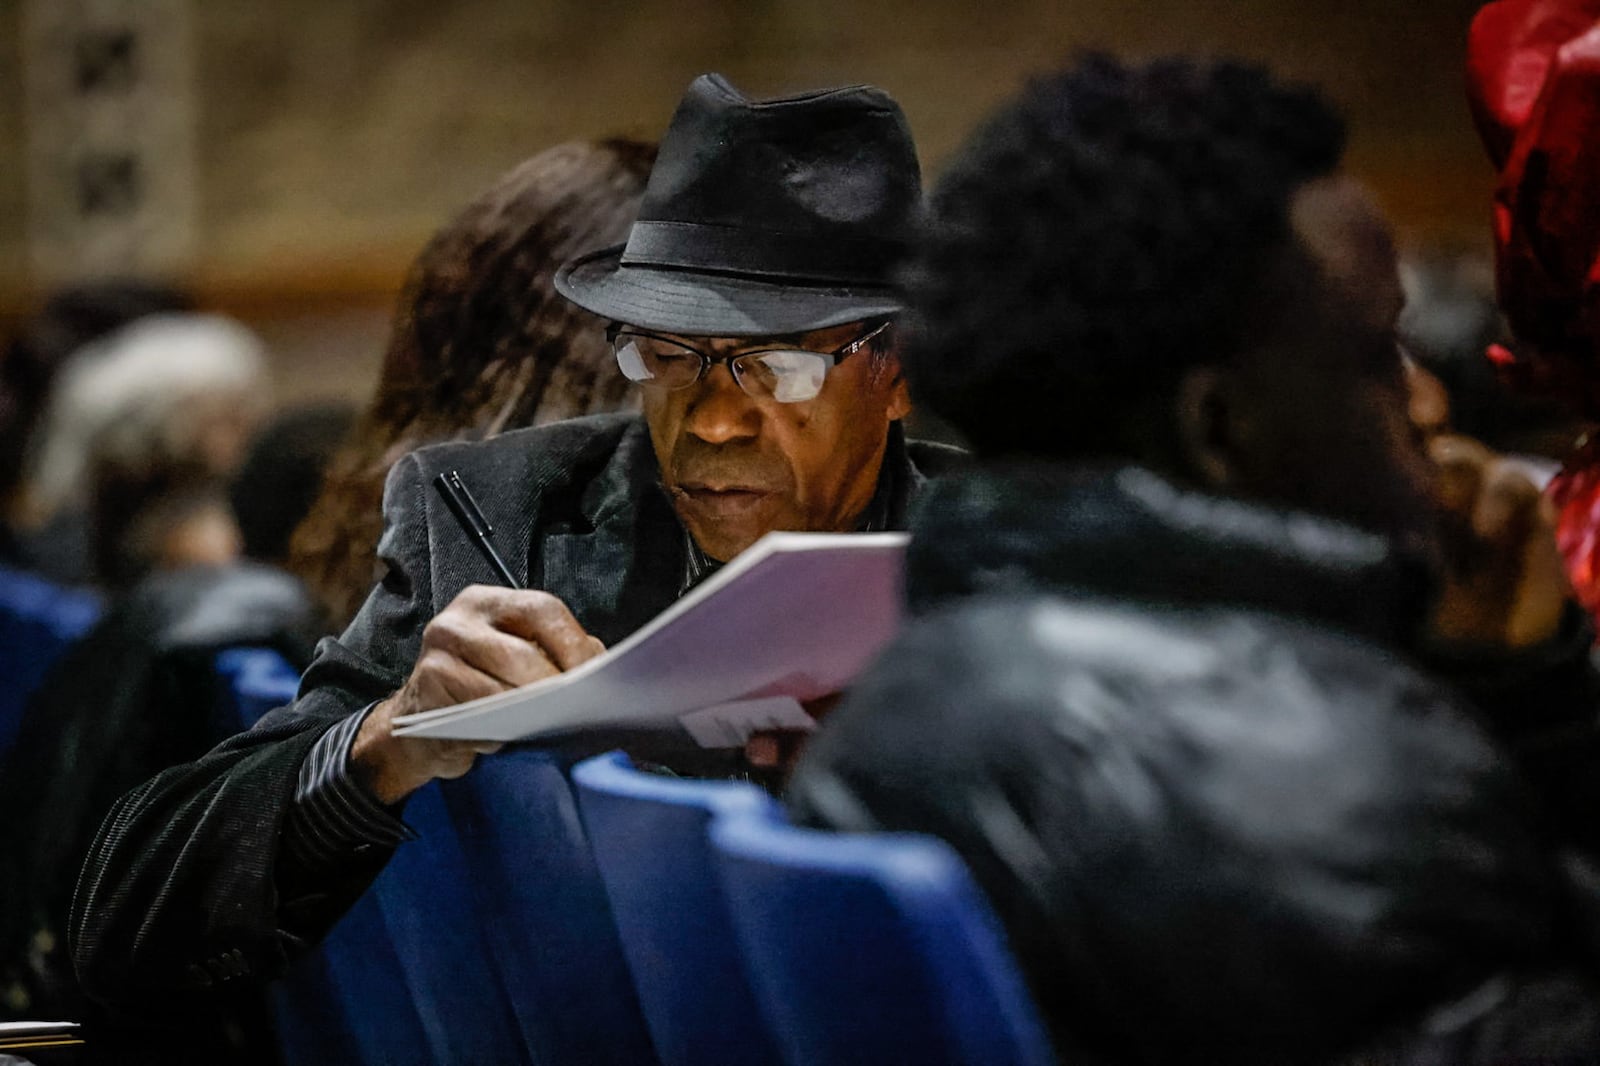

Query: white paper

[394,531,907,744]
[678,696,816,749]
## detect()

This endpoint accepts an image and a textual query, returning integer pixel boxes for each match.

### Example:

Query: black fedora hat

[555,73,921,338]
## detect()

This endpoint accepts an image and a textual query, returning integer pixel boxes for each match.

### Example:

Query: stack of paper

[395,531,908,746]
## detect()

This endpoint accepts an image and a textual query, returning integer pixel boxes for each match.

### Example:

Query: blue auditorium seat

[216,647,435,1066]
[370,780,526,1064]
[441,748,660,1065]
[270,897,428,1066]
[572,751,784,1066]
[213,646,300,727]
[711,805,1056,1066]
[0,565,99,754]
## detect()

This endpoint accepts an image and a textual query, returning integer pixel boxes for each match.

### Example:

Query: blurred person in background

[21,135,648,1054]
[789,54,1600,1064]
[288,138,654,631]
[0,282,193,582]
[0,404,351,1065]
[232,403,357,588]
[25,313,269,589]
[1399,250,1585,468]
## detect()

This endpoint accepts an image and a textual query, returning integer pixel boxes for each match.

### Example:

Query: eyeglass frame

[605,319,895,402]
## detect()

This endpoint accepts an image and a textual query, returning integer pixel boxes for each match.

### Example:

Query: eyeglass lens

[612,333,831,403]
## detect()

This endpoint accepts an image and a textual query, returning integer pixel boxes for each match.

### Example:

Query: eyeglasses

[608,320,893,404]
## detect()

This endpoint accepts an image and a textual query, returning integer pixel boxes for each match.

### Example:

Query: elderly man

[72,74,956,1009]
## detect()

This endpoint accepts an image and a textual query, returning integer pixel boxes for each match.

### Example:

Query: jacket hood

[905,463,1434,650]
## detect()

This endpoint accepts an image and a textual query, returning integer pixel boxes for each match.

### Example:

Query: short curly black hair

[902,54,1347,459]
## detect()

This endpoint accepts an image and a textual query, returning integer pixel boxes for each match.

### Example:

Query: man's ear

[878,350,913,422]
[1174,365,1239,490]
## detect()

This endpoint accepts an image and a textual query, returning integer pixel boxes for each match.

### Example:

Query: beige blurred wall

[0,0,1495,403]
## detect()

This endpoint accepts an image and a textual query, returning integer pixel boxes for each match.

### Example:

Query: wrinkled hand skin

[1429,434,1571,649]
[352,585,606,804]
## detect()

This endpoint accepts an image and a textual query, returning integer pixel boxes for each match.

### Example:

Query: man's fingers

[413,648,516,709]
[1507,490,1572,648]
[478,588,601,671]
[429,743,488,781]
[1430,433,1492,517]
[429,739,506,783]
[1470,460,1542,551]
[426,614,559,688]
[744,732,781,769]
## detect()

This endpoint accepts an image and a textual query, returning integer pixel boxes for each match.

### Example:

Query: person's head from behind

[0,281,193,526]
[365,138,660,442]
[557,75,919,562]
[288,138,656,629]
[905,55,1432,550]
[230,404,355,569]
[29,313,270,587]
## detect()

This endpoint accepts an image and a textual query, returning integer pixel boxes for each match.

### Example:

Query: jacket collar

[534,419,684,645]
[907,463,1433,650]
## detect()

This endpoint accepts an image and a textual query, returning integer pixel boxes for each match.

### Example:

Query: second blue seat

[573,750,785,1066]
[711,804,1057,1066]
[441,747,660,1065]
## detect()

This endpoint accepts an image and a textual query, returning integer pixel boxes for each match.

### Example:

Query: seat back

[0,565,99,754]
[272,894,433,1066]
[370,780,528,1064]
[573,751,784,1066]
[441,748,659,1065]
[711,806,1056,1066]
[214,648,435,1066]
[213,646,300,728]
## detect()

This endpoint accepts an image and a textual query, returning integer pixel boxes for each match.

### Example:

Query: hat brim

[555,245,904,338]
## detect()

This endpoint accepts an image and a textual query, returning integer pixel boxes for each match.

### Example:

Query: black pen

[433,470,522,589]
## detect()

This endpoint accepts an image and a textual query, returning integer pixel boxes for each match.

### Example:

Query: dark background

[0,0,1496,403]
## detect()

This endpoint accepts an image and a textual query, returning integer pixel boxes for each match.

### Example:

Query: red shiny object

[1470,1,1600,618]
[1485,342,1519,367]
[1470,0,1600,405]
[1551,438,1600,615]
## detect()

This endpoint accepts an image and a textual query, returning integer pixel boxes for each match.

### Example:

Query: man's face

[1228,175,1437,550]
[637,321,912,561]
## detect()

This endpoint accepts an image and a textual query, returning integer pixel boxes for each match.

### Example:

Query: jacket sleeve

[69,454,437,1015]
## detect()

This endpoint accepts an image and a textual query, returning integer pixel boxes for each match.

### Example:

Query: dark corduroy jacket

[69,413,962,1016]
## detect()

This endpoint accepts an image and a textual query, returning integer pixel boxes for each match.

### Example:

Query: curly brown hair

[287,138,655,629]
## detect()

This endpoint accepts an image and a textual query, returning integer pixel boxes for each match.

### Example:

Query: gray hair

[25,313,268,519]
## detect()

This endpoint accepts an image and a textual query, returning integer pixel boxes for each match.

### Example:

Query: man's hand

[1429,434,1571,649]
[351,586,605,804]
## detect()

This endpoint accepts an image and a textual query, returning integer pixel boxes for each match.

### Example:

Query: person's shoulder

[847,592,1451,749]
[404,413,642,486]
[906,436,969,478]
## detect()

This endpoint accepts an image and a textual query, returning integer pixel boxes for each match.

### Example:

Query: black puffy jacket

[788,464,1600,1066]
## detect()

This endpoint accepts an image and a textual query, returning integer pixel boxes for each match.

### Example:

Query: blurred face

[636,321,912,561]
[1224,175,1436,549]
[186,388,264,477]
[158,499,242,571]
